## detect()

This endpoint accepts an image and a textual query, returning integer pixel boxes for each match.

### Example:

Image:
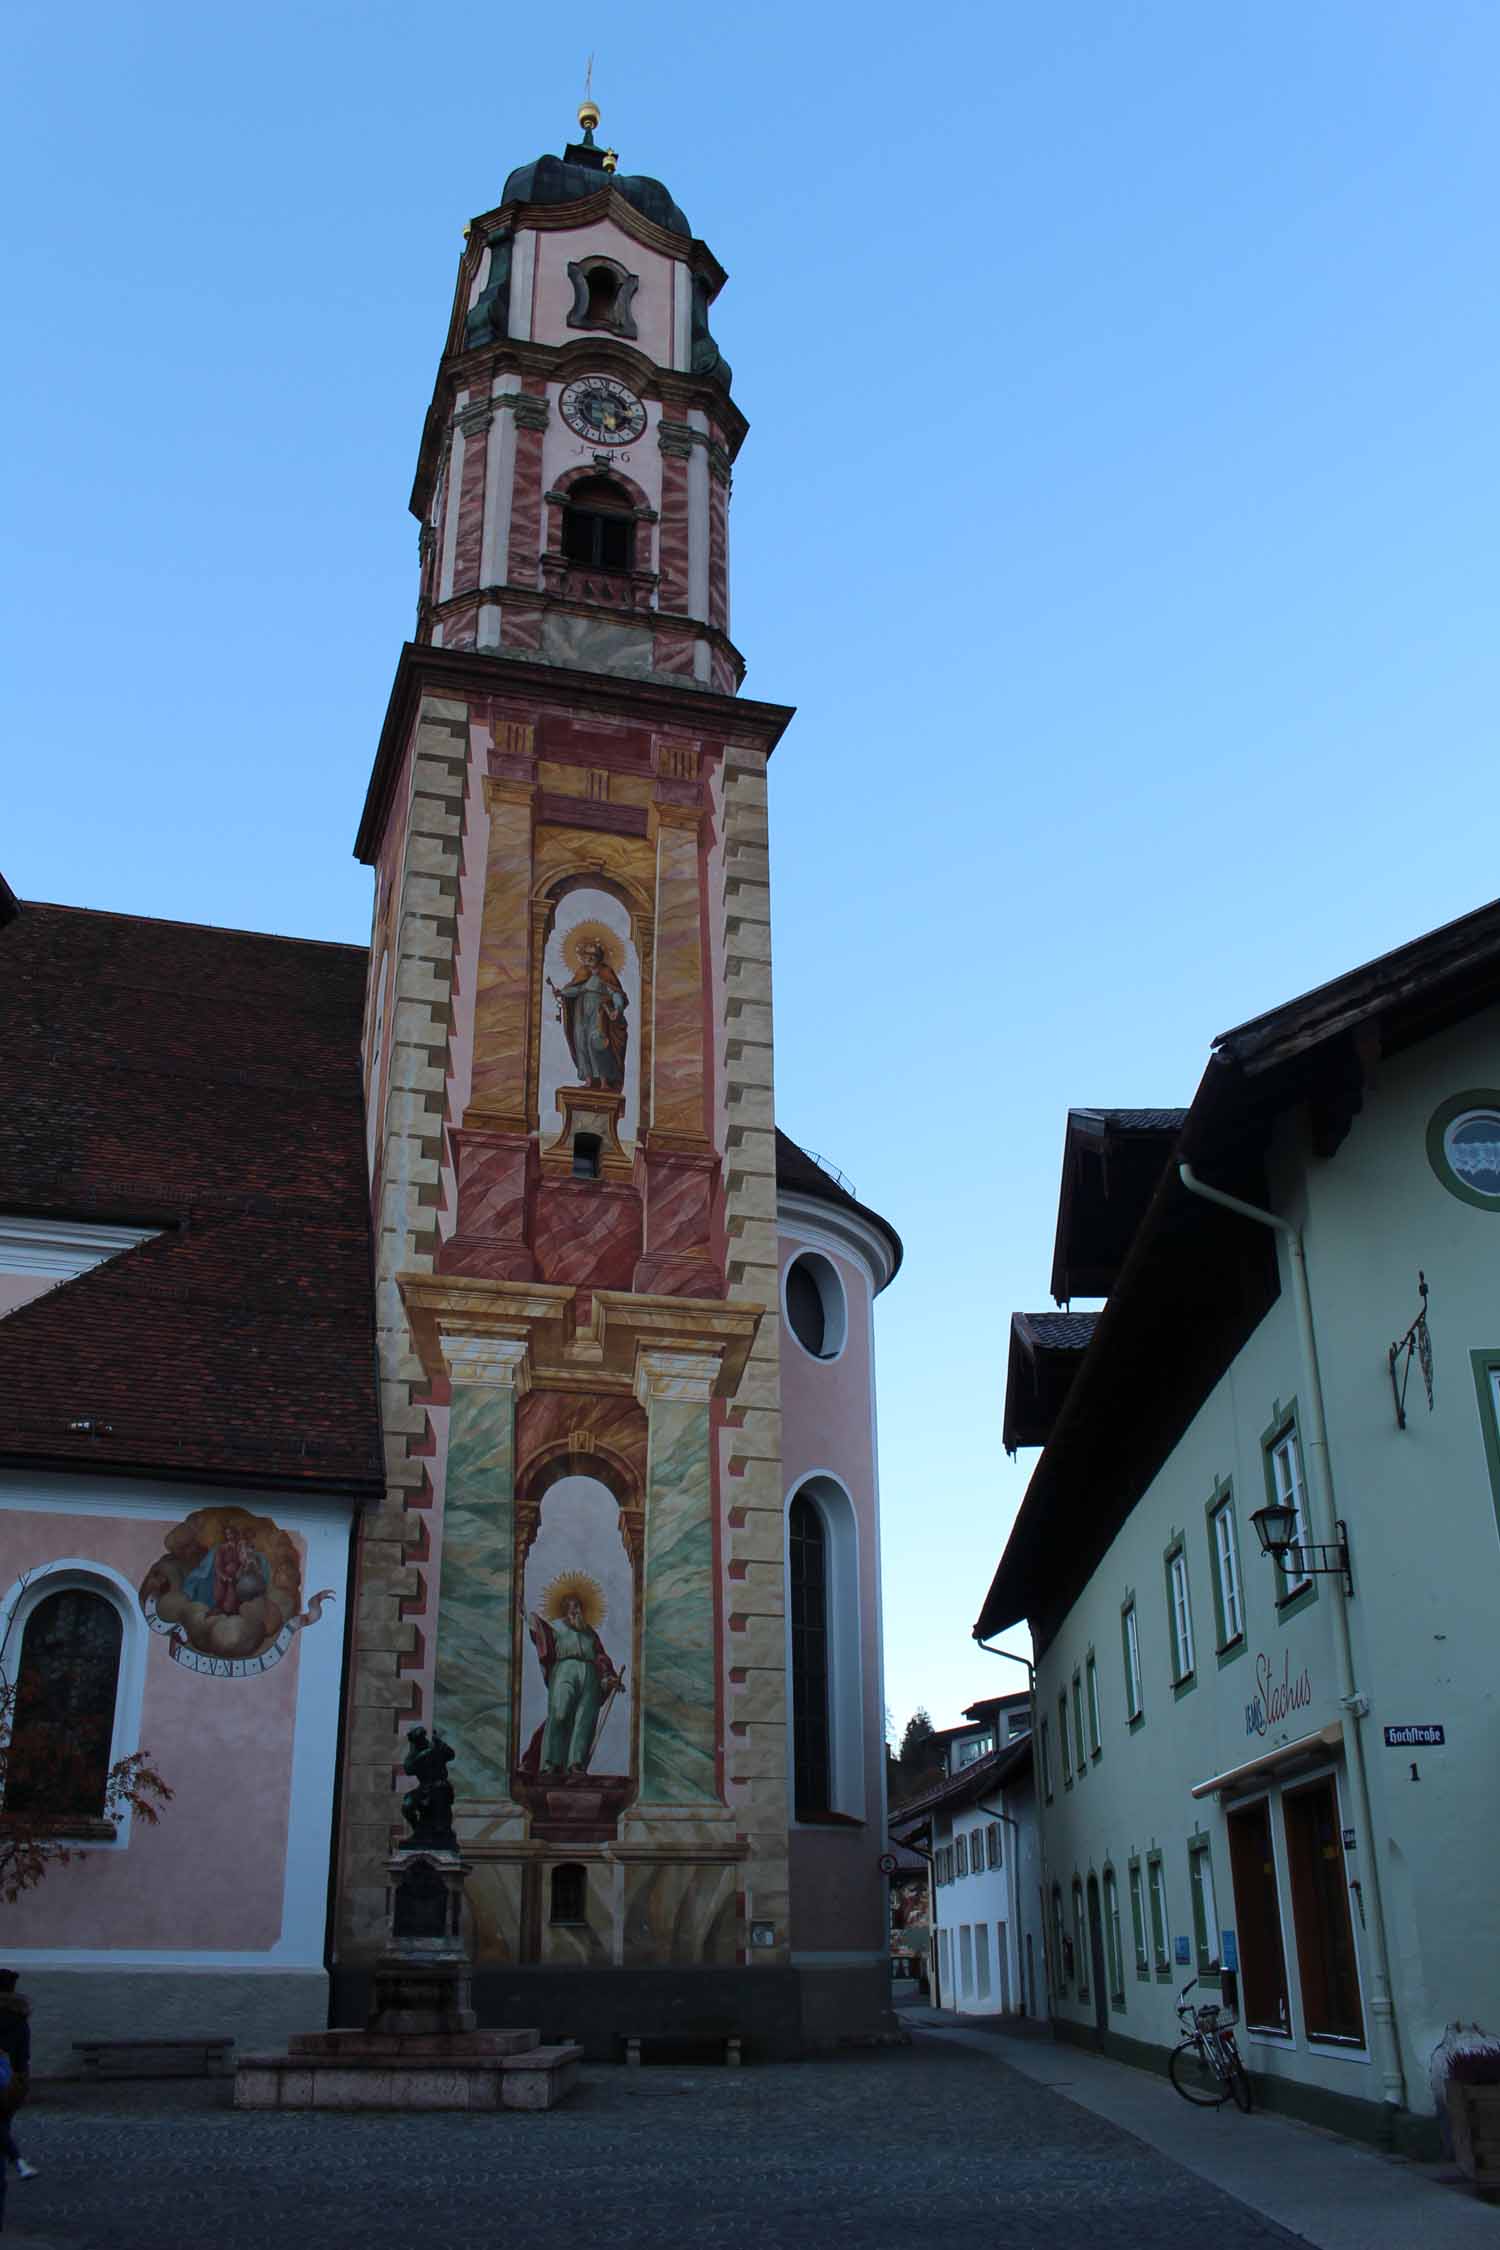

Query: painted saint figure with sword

[521,1584,625,1780]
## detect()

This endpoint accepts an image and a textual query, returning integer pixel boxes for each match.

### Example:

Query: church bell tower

[342,104,798,2042]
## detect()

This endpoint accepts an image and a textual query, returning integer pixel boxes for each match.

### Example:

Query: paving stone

[14,2038,1306,2250]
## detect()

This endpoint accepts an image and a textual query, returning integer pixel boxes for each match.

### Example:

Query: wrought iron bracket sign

[1388,1271,1433,1430]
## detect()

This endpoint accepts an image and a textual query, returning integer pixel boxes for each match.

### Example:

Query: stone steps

[235,2039,583,2113]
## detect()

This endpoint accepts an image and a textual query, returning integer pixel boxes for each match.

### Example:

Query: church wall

[778,1220,893,2021]
[0,1471,353,2072]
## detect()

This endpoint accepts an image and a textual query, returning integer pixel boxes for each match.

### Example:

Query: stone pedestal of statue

[234,1733,581,2112]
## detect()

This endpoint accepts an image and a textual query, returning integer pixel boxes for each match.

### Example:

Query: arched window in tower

[5,1587,123,1819]
[565,255,639,340]
[561,477,636,574]
[788,1492,832,1819]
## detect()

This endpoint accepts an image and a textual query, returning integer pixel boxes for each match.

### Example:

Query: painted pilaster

[716,744,789,1953]
[634,1348,721,1806]
[340,696,467,1956]
[452,400,491,594]
[686,412,711,624]
[467,772,536,1132]
[438,407,466,603]
[481,377,520,590]
[507,231,536,341]
[433,1334,530,1801]
[648,801,709,1145]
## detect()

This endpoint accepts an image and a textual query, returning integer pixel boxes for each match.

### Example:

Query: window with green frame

[1121,1598,1143,1725]
[1147,1850,1170,1976]
[1206,1482,1246,1661]
[1164,1540,1196,1691]
[1262,1402,1316,1614]
[1128,1858,1149,1976]
[1086,1652,1102,1758]
[1073,1879,1088,1999]
[1188,1836,1221,1978]
[1072,1672,1086,1774]
[1059,1693,1072,1785]
[1103,1866,1125,2005]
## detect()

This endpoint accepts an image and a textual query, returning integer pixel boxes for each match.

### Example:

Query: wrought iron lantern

[1248,1497,1300,1560]
[1248,1500,1353,1595]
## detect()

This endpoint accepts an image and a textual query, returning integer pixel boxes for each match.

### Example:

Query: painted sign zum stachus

[1245,1650,1313,1738]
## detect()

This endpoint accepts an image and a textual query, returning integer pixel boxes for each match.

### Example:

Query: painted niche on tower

[539,889,641,1149]
[515,1474,636,1837]
[139,1505,335,1678]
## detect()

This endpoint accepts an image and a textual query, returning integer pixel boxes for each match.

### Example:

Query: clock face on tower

[559,376,647,447]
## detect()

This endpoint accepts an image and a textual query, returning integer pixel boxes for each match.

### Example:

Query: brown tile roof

[0,902,383,1495]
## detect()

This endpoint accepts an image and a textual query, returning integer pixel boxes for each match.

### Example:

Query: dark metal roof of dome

[501,153,692,239]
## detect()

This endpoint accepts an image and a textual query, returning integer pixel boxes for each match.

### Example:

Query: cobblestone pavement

[8,2037,1308,2250]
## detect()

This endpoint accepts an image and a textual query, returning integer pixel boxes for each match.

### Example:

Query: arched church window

[788,1493,831,1819]
[5,1587,122,1818]
[561,478,635,573]
[566,256,639,340]
[551,1862,587,1924]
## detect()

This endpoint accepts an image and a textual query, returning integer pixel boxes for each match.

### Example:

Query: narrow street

[5,2023,1490,2250]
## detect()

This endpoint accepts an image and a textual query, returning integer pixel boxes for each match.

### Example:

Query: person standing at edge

[0,1971,38,2199]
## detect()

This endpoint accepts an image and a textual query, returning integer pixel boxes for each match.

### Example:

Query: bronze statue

[400,1725,457,1851]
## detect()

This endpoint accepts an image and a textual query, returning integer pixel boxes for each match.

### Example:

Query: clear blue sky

[6,4,1499,1739]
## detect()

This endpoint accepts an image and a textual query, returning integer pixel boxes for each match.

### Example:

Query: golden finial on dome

[578,52,600,142]
[602,147,618,174]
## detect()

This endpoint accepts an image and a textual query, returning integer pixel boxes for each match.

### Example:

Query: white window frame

[1086,1654,1102,1755]
[783,1474,865,1822]
[1129,1862,1148,1972]
[1270,1429,1312,1593]
[1104,1868,1124,2000]
[1148,1854,1170,1972]
[1124,1602,1142,1719]
[1212,1500,1244,1643]
[1169,1549,1195,1680]
[1191,1843,1221,1969]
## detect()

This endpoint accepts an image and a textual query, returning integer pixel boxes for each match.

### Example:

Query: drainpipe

[1178,1161,1407,2113]
[975,1639,1050,2022]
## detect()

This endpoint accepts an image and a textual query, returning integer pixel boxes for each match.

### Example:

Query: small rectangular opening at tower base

[572,1133,602,1180]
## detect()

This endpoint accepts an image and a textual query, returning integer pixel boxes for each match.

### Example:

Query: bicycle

[1169,1977,1252,2111]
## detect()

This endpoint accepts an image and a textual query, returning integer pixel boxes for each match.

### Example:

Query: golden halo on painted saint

[540,1571,607,1629]
[561,921,624,980]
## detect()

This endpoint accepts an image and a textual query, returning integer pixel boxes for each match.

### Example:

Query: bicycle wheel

[1170,2036,1228,2106]
[1225,2048,1253,2113]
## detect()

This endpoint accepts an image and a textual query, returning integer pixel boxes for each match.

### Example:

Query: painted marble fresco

[640,1399,717,1803]
[138,1506,334,1677]
[538,889,639,1144]
[434,1385,517,1797]
[518,1476,633,1780]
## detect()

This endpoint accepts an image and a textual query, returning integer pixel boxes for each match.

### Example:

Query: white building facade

[894,1734,1045,2021]
[980,901,1500,2153]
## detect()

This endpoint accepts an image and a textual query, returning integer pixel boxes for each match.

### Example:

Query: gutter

[1177,1162,1406,2114]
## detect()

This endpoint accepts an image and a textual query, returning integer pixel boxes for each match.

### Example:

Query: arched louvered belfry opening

[560,476,635,573]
